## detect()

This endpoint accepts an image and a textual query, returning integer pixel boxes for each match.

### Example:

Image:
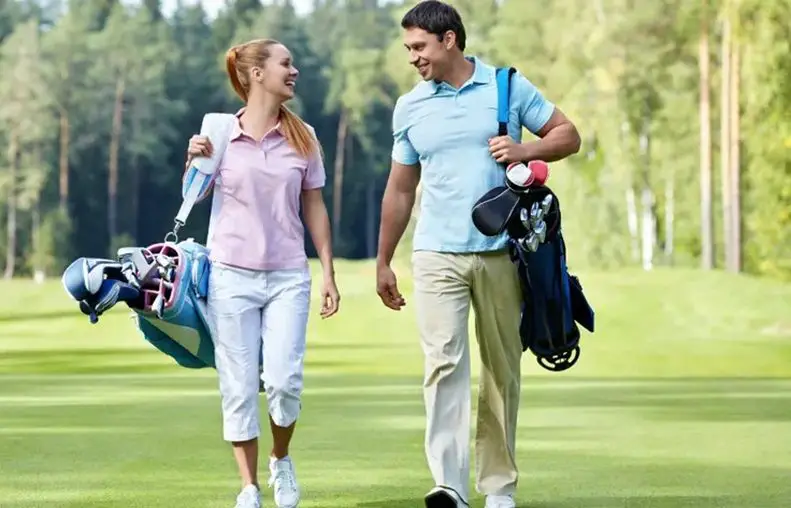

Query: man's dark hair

[401,0,467,51]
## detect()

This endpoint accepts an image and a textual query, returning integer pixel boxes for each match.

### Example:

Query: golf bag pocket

[131,239,216,369]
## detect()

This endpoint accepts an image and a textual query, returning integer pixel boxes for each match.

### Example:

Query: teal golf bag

[62,113,238,370]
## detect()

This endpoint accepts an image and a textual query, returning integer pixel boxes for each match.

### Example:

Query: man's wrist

[517,141,536,162]
[376,254,392,269]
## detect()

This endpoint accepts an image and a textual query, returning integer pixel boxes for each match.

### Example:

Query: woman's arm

[302,188,334,276]
[302,188,339,317]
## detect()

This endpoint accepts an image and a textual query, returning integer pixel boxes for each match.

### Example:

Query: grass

[1,261,791,507]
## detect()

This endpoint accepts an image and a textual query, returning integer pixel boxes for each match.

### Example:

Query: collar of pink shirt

[229,107,285,143]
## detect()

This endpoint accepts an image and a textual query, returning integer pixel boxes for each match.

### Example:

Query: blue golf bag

[470,67,595,372]
[61,113,238,370]
[62,239,215,369]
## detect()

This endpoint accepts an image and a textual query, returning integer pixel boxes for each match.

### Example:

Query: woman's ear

[251,66,265,84]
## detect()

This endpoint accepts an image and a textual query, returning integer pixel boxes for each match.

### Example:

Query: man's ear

[443,30,456,50]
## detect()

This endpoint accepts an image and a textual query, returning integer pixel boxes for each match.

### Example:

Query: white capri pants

[207,261,311,442]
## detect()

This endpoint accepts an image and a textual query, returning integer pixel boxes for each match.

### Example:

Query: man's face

[403,27,450,81]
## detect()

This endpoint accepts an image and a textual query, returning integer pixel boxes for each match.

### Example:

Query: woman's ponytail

[279,105,320,160]
[225,46,248,102]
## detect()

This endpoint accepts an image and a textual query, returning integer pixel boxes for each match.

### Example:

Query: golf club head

[540,194,554,215]
[519,207,530,230]
[530,202,543,226]
[533,220,547,243]
[155,252,173,269]
[519,233,539,252]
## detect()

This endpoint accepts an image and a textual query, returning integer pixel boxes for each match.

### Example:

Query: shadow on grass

[354,498,425,508]
[352,493,767,508]
[526,494,762,508]
[0,347,180,375]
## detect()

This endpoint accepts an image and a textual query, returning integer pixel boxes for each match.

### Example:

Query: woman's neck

[240,93,282,141]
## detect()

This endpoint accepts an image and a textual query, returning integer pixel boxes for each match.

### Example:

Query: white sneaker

[234,484,261,508]
[268,455,300,508]
[485,494,516,508]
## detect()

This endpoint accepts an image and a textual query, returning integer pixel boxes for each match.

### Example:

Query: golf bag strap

[496,67,516,137]
[174,113,236,233]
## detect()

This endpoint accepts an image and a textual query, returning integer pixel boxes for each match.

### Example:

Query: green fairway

[1,262,791,507]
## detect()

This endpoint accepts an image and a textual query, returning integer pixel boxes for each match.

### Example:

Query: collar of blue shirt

[427,56,494,95]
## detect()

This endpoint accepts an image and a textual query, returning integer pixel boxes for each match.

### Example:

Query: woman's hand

[320,274,340,319]
[301,187,338,319]
[185,135,213,167]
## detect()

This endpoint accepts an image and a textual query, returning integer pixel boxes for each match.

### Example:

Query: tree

[0,19,55,278]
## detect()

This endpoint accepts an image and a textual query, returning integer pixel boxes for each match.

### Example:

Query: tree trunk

[639,118,655,271]
[130,155,140,242]
[720,15,733,271]
[332,109,348,248]
[664,173,674,264]
[32,197,44,284]
[59,109,70,212]
[626,186,640,263]
[366,177,376,259]
[729,38,741,272]
[4,131,19,280]
[108,76,125,248]
[699,0,714,269]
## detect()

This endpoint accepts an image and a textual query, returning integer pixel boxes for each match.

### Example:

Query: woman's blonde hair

[225,39,318,160]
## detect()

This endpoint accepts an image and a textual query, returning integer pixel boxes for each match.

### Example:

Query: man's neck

[436,55,475,89]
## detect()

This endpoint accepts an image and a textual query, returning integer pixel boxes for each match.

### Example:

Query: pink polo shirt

[206,112,326,271]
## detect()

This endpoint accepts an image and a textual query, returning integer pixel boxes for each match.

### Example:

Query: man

[375,2,581,508]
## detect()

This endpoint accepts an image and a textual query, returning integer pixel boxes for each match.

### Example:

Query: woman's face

[252,43,299,101]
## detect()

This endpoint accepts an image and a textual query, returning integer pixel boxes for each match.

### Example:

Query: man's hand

[320,275,340,319]
[376,263,406,311]
[488,135,524,164]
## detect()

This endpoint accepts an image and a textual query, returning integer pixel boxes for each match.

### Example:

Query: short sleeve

[303,126,326,190]
[512,71,556,135]
[391,96,419,165]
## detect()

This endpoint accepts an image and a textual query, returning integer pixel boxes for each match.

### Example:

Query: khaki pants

[411,249,523,504]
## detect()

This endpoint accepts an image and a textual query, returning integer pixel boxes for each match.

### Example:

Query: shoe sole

[425,490,458,508]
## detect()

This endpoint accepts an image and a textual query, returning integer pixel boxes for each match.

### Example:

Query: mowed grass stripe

[1,374,790,507]
[2,264,791,506]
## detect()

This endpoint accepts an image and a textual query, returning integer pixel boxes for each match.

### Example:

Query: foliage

[0,0,787,280]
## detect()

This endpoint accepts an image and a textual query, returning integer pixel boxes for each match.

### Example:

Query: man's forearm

[377,187,415,267]
[520,123,581,163]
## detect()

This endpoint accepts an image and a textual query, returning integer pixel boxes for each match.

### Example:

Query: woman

[185,38,340,508]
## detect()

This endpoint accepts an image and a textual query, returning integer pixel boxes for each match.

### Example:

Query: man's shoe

[234,484,261,508]
[425,486,468,508]
[268,455,300,507]
[485,494,516,508]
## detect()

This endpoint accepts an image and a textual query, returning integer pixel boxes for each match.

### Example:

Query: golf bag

[471,67,595,372]
[62,113,237,370]
[62,239,216,369]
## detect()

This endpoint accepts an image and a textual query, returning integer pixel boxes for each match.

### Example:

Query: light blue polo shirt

[391,56,555,253]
